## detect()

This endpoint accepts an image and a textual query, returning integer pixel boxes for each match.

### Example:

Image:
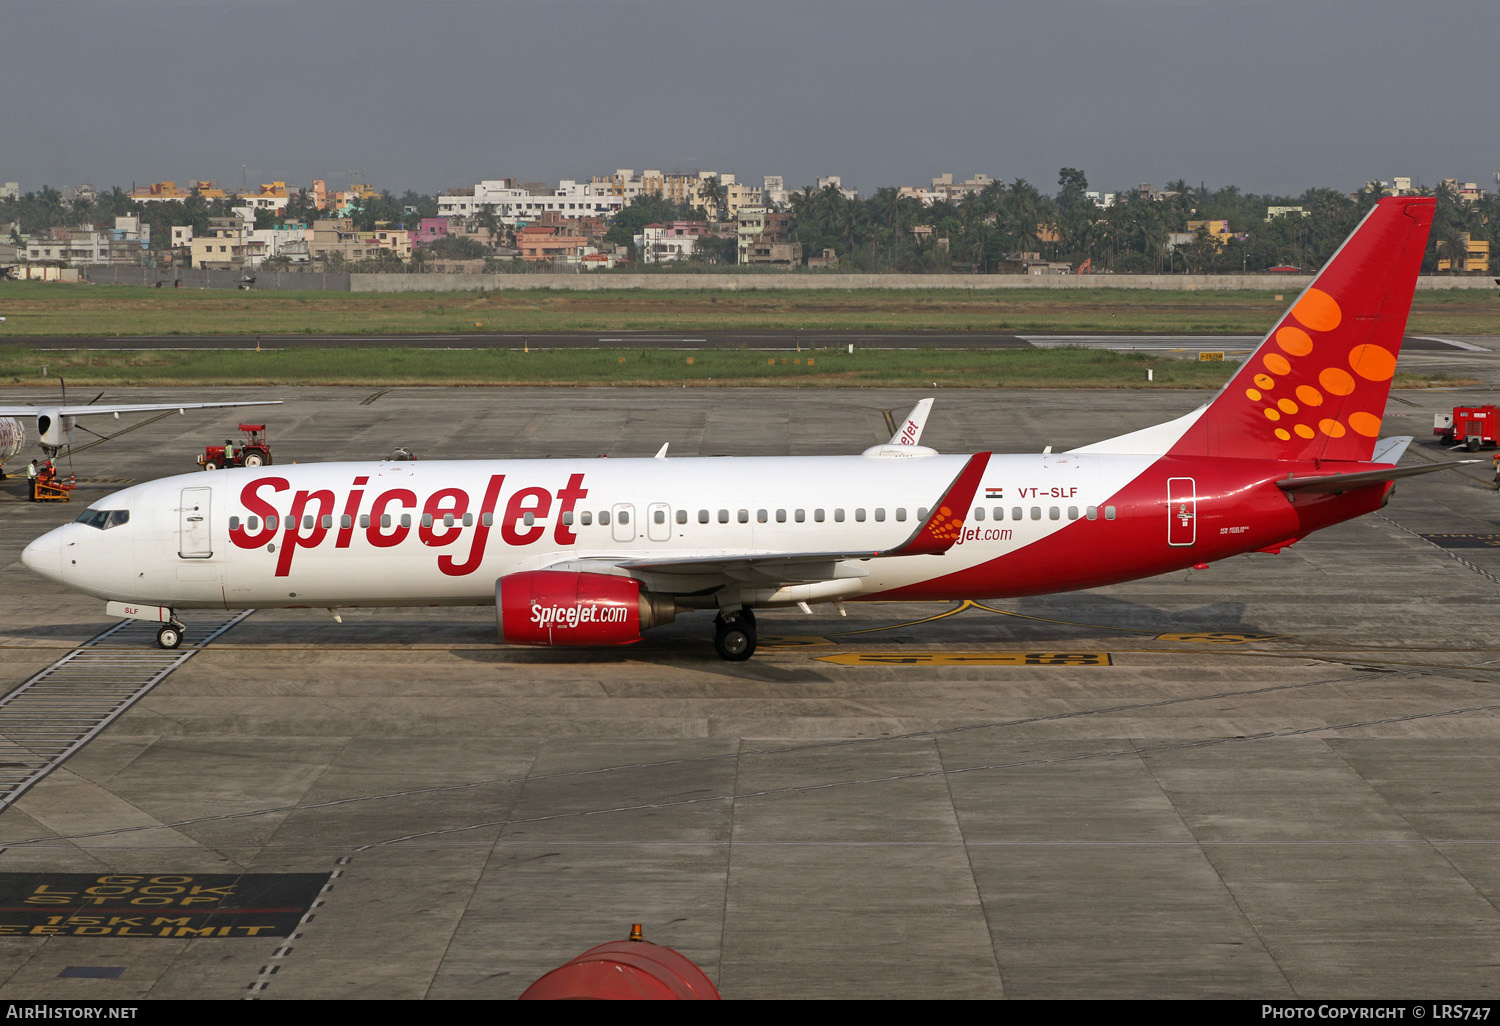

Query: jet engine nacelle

[34,409,72,455]
[0,418,24,461]
[496,570,677,647]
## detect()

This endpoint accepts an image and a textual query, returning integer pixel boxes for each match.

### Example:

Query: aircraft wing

[0,401,282,417]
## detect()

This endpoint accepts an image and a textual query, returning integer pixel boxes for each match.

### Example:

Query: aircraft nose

[21,530,64,584]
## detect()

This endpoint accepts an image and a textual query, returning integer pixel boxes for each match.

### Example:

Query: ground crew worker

[27,459,37,501]
[225,439,236,463]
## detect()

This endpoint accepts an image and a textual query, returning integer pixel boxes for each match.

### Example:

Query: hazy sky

[5,0,1497,199]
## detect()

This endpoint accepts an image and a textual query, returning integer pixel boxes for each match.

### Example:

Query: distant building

[0,182,18,201]
[515,223,588,263]
[1186,219,1234,247]
[816,176,857,200]
[635,221,709,264]
[130,181,228,203]
[410,217,449,248]
[308,218,410,265]
[439,178,623,224]
[737,206,797,267]
[192,217,260,269]
[762,175,789,209]
[1437,235,1490,274]
[25,218,148,266]
[930,173,996,201]
[1266,206,1307,220]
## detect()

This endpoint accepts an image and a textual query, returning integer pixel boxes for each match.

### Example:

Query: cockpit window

[75,508,129,530]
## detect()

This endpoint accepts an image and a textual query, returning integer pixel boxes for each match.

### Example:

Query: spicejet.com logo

[531,603,629,629]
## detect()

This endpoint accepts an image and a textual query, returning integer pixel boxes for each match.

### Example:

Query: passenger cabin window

[796,509,806,523]
[896,508,907,522]
[654,510,666,525]
[855,508,866,522]
[718,509,729,524]
[1048,507,1060,520]
[1105,505,1117,520]
[1030,507,1041,521]
[561,511,574,526]
[699,510,710,524]
[676,510,687,525]
[580,511,593,526]
[600,511,612,526]
[776,509,787,523]
[617,510,629,525]
[874,508,886,522]
[738,510,749,524]
[993,508,1004,521]
[974,508,985,521]
[1068,506,1080,520]
[1086,506,1098,520]
[757,509,768,523]
[834,509,845,523]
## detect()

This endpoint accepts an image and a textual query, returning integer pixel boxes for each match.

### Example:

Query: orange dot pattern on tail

[1247,288,1388,444]
[925,505,965,542]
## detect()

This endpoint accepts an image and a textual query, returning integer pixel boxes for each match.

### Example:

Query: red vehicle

[1434,406,1497,451]
[198,424,273,470]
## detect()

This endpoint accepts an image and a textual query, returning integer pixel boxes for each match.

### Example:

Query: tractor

[198,424,272,471]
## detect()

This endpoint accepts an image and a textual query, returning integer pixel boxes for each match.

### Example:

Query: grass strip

[2,282,1498,336]
[0,345,1471,390]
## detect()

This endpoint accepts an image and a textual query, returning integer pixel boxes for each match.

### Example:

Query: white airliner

[21,198,1462,659]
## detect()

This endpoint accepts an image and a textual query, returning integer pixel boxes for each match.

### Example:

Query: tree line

[781,172,1498,274]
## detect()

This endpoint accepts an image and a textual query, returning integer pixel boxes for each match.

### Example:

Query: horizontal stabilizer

[1277,459,1479,493]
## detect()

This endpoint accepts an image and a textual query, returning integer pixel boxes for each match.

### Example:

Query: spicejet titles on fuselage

[230,473,589,577]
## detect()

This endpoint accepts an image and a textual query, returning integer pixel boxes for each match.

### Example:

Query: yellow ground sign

[1154,632,1282,644]
[1199,351,1225,362]
[817,651,1112,666]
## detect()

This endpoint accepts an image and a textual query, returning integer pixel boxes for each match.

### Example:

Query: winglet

[884,452,991,556]
[890,398,935,446]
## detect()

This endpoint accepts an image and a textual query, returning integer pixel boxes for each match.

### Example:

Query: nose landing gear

[156,620,185,649]
[713,608,756,661]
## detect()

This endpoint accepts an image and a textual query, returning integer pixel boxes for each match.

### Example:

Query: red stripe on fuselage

[870,456,1391,601]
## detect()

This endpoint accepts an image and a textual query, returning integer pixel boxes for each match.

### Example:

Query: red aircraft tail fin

[1167,196,1435,462]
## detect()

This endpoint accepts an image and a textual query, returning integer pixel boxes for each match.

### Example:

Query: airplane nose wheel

[156,624,184,650]
[714,610,756,661]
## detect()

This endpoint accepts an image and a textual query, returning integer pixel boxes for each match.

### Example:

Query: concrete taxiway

[2,367,1500,1000]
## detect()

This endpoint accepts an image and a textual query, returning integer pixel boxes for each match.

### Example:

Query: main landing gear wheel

[713,611,756,661]
[156,624,184,650]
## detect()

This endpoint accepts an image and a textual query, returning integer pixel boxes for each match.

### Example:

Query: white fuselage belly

[64,453,1156,610]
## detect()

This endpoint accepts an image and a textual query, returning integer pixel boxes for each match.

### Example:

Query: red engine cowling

[497,570,675,647]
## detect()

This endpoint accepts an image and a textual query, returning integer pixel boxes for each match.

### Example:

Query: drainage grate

[0,611,253,812]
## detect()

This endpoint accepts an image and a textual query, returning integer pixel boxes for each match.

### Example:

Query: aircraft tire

[714,625,755,661]
[156,625,183,650]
